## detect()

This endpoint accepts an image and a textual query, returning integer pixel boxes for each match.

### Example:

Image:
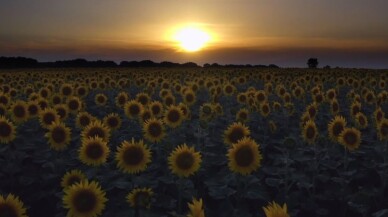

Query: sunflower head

[236,108,249,123]
[45,121,71,151]
[302,119,318,145]
[330,99,340,115]
[0,194,28,217]
[187,198,205,217]
[377,119,388,141]
[60,83,73,97]
[178,103,191,120]
[81,120,110,142]
[223,122,251,146]
[63,180,107,217]
[355,112,368,129]
[223,84,235,96]
[164,105,184,128]
[143,118,165,143]
[39,108,60,129]
[76,112,95,129]
[124,100,144,119]
[10,100,29,123]
[126,188,153,209]
[328,115,347,142]
[67,96,83,113]
[61,169,87,189]
[95,94,108,106]
[115,92,129,108]
[103,113,121,131]
[163,94,176,107]
[168,144,202,177]
[115,138,152,174]
[237,93,248,104]
[149,101,164,117]
[373,107,385,124]
[260,102,271,117]
[339,127,361,151]
[183,90,196,106]
[350,101,361,117]
[79,136,110,166]
[136,92,151,106]
[0,116,16,144]
[263,201,290,217]
[54,104,69,121]
[227,137,262,176]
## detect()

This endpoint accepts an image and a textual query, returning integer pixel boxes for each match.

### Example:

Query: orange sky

[1,0,388,68]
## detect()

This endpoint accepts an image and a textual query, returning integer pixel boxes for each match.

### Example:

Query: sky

[1,0,388,68]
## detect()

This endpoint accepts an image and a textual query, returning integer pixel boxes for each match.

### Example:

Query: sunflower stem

[178,177,183,214]
[134,207,140,217]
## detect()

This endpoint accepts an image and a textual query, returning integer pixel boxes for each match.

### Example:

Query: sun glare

[174,27,210,52]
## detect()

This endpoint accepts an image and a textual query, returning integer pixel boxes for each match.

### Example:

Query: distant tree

[307,58,319,68]
[268,64,280,68]
[203,63,211,68]
[323,65,331,69]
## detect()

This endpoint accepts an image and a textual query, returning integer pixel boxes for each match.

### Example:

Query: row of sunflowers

[0,68,387,217]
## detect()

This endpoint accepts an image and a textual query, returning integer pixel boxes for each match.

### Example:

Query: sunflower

[124,100,144,119]
[183,90,196,106]
[237,93,248,104]
[236,108,249,123]
[0,194,28,217]
[327,115,347,142]
[94,94,108,106]
[10,101,29,123]
[63,180,107,217]
[54,104,69,121]
[67,96,83,114]
[168,144,201,177]
[373,107,385,124]
[164,105,184,128]
[163,94,176,107]
[223,122,251,146]
[0,116,16,144]
[223,84,235,96]
[227,137,262,175]
[187,198,205,217]
[61,169,88,189]
[306,103,318,119]
[0,93,10,107]
[60,83,74,97]
[263,201,290,217]
[142,118,165,143]
[76,86,89,98]
[330,99,340,115]
[178,103,191,120]
[377,119,388,141]
[39,108,60,129]
[115,138,152,174]
[355,112,368,129]
[350,101,361,118]
[115,92,129,108]
[126,188,153,209]
[260,102,271,117]
[81,121,110,142]
[45,121,71,151]
[103,113,121,131]
[302,119,318,144]
[338,128,361,151]
[79,136,110,166]
[149,101,164,117]
[136,92,151,106]
[199,103,214,121]
[76,112,95,129]
[272,102,281,111]
[37,97,49,110]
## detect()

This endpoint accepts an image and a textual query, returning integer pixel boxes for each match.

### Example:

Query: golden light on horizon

[173,26,211,52]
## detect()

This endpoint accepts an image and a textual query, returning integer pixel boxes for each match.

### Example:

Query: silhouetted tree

[307,58,319,68]
[323,65,331,69]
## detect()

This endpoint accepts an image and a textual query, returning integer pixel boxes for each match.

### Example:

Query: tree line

[0,56,282,69]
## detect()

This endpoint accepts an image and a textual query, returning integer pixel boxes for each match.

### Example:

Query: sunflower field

[0,68,387,217]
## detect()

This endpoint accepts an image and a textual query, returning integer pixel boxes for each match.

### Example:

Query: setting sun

[173,27,210,52]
